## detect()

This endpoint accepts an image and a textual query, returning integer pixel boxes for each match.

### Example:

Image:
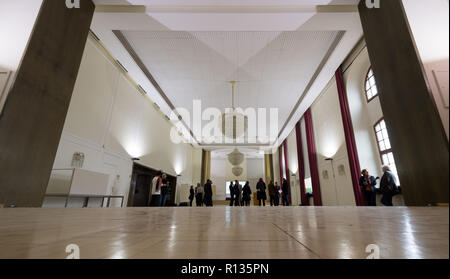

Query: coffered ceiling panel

[122,30,340,144]
[90,0,363,147]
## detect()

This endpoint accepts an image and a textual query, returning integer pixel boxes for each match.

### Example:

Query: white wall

[0,0,43,111]
[210,156,264,201]
[403,0,449,139]
[343,46,404,206]
[247,158,265,194]
[192,148,202,185]
[345,48,383,179]
[272,148,281,185]
[311,78,356,206]
[299,118,311,181]
[285,129,302,206]
[0,0,42,71]
[210,157,228,200]
[47,36,198,207]
[278,42,410,206]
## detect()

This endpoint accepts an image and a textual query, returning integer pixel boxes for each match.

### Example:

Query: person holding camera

[160,173,170,207]
[359,169,378,206]
[195,183,204,207]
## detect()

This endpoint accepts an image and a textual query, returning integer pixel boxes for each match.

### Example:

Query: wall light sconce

[71,152,85,168]
[325,158,336,179]
[338,165,346,176]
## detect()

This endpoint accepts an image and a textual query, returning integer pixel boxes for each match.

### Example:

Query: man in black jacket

[229,181,235,206]
[359,169,378,206]
[380,166,398,206]
[203,179,213,207]
[281,178,290,206]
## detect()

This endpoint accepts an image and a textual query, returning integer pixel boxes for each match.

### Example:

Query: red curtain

[304,108,322,206]
[295,122,309,205]
[283,140,292,204]
[335,67,365,206]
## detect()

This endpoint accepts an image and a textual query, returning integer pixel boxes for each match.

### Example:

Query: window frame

[373,117,392,159]
[364,67,379,103]
[374,118,401,186]
[373,117,396,170]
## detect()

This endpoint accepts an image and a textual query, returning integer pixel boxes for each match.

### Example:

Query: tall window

[374,119,400,184]
[365,67,378,102]
[304,177,313,194]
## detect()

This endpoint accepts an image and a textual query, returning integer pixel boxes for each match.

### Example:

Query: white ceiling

[211,148,264,160]
[94,0,358,5]
[123,30,339,137]
[90,0,363,151]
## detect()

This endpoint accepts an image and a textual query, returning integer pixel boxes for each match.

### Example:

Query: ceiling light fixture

[228,148,245,166]
[232,166,244,177]
[218,81,248,140]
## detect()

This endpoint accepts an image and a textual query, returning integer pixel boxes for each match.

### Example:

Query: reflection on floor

[0,207,448,259]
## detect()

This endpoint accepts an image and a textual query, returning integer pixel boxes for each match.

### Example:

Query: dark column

[0,0,95,207]
[358,0,449,206]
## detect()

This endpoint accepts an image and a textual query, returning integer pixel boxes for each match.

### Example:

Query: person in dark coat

[160,173,170,207]
[195,183,203,207]
[233,180,242,206]
[233,180,241,206]
[359,169,378,206]
[256,178,267,206]
[234,180,242,206]
[380,166,398,206]
[189,185,195,207]
[268,181,277,206]
[242,181,252,206]
[203,179,214,207]
[229,181,235,206]
[238,182,244,206]
[274,182,281,206]
[281,178,290,206]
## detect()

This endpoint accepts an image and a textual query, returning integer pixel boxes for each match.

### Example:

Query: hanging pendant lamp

[228,148,245,166]
[218,81,248,140]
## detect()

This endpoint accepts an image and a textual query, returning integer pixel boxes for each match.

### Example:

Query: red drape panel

[304,108,322,206]
[335,67,365,206]
[283,140,292,204]
[295,122,309,206]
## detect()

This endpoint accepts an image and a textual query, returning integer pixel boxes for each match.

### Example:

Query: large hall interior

[0,0,448,259]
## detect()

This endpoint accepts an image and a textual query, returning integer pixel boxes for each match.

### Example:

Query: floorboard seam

[272,223,322,259]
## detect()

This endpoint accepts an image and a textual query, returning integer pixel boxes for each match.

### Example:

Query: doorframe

[127,163,178,207]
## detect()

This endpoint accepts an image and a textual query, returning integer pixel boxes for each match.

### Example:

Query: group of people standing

[359,165,400,206]
[228,180,253,206]
[188,179,214,207]
[266,179,291,206]
[149,171,170,207]
[152,165,399,208]
[228,178,292,207]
